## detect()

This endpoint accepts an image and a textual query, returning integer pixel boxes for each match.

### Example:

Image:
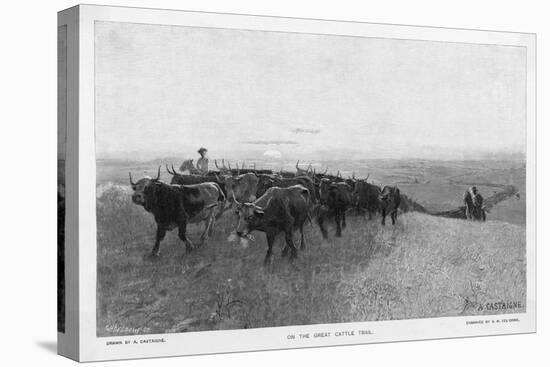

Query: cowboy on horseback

[196,147,209,174]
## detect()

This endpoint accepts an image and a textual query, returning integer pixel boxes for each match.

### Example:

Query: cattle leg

[317,210,329,239]
[201,213,215,244]
[264,232,276,266]
[335,211,342,237]
[281,234,290,258]
[342,211,347,229]
[208,215,216,236]
[178,222,194,253]
[151,226,167,256]
[284,230,298,260]
[282,244,289,258]
[391,211,397,225]
[381,208,386,226]
[300,225,306,250]
[215,208,224,220]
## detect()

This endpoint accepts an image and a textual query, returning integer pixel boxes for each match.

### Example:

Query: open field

[96,158,526,336]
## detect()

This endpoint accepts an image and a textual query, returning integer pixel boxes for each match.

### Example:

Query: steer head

[256,175,277,198]
[179,159,194,173]
[129,166,161,210]
[233,201,266,238]
[379,186,396,206]
[345,177,357,191]
[224,173,258,203]
[319,178,332,204]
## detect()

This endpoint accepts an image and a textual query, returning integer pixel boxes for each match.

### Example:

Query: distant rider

[196,147,209,174]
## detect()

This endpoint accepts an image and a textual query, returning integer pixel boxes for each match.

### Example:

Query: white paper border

[76,4,536,361]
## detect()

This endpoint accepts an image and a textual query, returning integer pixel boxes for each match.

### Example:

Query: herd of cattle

[128,160,401,265]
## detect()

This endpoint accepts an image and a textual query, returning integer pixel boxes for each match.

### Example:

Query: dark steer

[318,179,353,238]
[256,175,318,203]
[129,167,225,257]
[379,186,401,225]
[233,185,311,266]
[167,164,226,196]
[353,180,381,220]
[223,172,259,204]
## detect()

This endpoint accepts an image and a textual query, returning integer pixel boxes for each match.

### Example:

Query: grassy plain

[96,158,526,336]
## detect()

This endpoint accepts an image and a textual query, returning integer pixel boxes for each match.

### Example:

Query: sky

[95,21,526,161]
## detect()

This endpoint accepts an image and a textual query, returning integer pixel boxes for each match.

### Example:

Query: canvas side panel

[57,23,67,334]
[57,5,80,362]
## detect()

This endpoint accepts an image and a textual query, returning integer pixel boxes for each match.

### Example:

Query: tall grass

[96,184,526,336]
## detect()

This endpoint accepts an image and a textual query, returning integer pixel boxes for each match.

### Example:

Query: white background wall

[0,0,547,366]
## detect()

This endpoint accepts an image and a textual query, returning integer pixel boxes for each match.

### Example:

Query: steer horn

[166,164,178,175]
[154,166,161,180]
[129,172,136,187]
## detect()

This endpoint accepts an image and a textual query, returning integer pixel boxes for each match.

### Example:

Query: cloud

[244,140,298,145]
[291,128,321,134]
[263,150,282,159]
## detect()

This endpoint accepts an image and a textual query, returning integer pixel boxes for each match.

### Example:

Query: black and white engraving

[94,21,527,337]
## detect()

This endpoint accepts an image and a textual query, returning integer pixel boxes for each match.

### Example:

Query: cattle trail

[398,185,519,219]
[428,185,519,219]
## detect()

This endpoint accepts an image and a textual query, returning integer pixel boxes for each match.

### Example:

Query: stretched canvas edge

[73,4,536,362]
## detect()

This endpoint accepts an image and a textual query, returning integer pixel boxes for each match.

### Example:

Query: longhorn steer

[353,179,381,219]
[318,179,353,238]
[233,185,311,266]
[256,175,318,203]
[379,186,401,225]
[166,164,226,195]
[223,173,259,204]
[129,167,225,256]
